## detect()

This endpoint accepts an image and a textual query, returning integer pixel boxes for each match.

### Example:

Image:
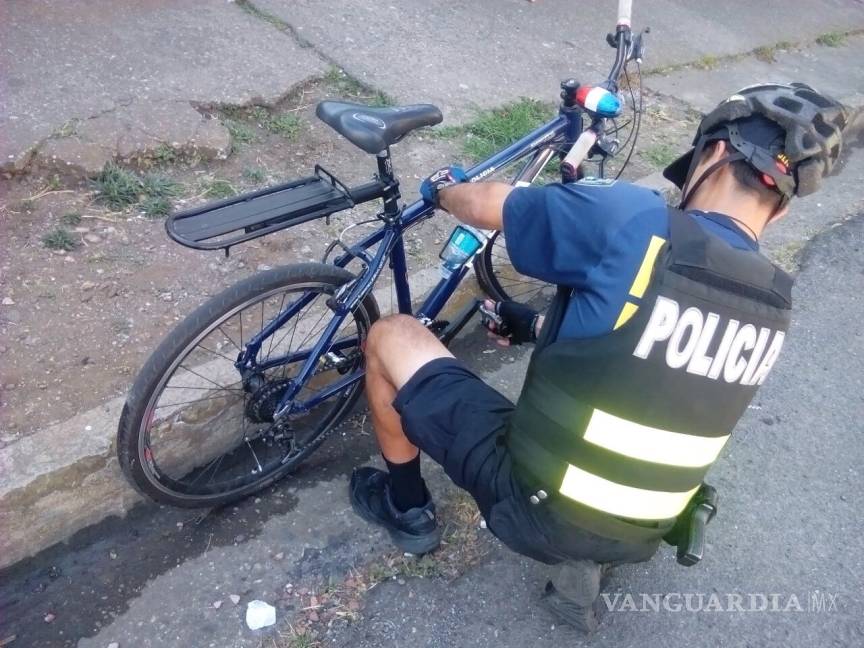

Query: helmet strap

[679,151,744,209]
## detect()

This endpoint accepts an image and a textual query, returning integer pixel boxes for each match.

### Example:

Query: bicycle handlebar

[617,0,632,27]
[607,1,634,86]
[560,1,636,178]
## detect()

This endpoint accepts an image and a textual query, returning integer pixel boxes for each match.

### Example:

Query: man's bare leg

[349,314,453,553]
[364,314,454,463]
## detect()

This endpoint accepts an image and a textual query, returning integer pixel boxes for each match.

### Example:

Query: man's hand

[419,165,468,207]
[480,299,541,346]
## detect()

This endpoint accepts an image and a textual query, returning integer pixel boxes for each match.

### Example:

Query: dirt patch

[0,78,461,442]
[270,486,492,648]
[0,78,696,442]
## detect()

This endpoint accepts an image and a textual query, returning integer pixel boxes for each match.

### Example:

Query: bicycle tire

[117,263,379,508]
[474,231,554,309]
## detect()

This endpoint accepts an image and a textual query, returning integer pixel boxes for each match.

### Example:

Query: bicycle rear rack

[166,166,356,253]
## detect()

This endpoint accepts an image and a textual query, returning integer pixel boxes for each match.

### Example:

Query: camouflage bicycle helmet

[664,83,847,206]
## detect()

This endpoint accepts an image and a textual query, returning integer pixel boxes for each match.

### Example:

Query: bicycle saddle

[316,101,443,154]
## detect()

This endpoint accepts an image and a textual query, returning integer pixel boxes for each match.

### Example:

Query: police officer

[349,83,846,630]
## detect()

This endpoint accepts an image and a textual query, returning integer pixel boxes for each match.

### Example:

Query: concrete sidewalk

[255,0,864,117]
[0,0,327,175]
[2,0,862,177]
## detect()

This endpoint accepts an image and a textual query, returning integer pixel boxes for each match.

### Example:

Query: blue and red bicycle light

[575,85,623,119]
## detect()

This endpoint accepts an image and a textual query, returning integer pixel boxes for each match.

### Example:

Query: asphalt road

[329,209,864,648]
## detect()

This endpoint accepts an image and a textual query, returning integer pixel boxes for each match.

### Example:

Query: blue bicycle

[117,1,648,506]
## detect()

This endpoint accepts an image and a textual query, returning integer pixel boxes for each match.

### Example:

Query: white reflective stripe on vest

[559,464,699,520]
[584,408,730,467]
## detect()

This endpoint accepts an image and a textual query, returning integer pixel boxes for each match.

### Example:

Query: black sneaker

[540,560,608,633]
[349,467,441,555]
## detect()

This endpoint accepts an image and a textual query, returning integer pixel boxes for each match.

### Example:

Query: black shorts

[393,358,659,565]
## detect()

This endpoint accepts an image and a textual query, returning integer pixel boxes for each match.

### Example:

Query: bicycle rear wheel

[117,263,379,508]
[474,231,556,310]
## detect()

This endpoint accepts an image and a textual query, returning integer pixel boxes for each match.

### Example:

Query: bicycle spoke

[177,364,238,393]
[163,384,243,392]
[264,291,288,362]
[267,294,320,366]
[189,453,227,487]
[216,325,242,352]
[206,453,227,486]
[195,344,237,363]
[508,286,545,300]
[153,393,239,410]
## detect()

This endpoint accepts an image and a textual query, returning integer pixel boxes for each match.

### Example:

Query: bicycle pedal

[427,320,449,335]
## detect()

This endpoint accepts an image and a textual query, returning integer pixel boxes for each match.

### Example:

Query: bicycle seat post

[376,148,401,221]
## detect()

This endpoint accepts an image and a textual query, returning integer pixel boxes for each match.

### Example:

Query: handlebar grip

[617,0,632,27]
[560,129,598,176]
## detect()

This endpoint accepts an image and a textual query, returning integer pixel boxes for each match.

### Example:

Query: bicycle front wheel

[117,263,379,508]
[474,231,556,310]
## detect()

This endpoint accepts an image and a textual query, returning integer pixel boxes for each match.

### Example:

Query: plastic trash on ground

[245,600,276,630]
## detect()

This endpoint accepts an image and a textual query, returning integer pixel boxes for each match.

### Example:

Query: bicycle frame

[239,109,580,421]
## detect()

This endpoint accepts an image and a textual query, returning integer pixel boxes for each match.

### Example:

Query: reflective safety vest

[507,208,793,543]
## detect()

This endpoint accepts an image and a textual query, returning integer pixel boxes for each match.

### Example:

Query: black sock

[384,453,426,512]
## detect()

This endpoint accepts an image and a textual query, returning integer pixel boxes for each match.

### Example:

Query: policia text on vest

[633,296,785,386]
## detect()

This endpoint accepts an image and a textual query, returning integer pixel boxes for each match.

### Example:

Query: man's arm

[438,182,514,230]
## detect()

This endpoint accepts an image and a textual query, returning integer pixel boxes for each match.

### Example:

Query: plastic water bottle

[439,224,486,279]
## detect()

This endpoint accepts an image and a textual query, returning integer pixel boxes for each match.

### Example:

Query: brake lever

[629,27,650,63]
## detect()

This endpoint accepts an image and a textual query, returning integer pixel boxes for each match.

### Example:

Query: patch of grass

[141,173,183,199]
[242,166,267,183]
[248,107,303,139]
[141,196,172,218]
[695,54,719,70]
[283,633,318,648]
[324,66,394,107]
[203,179,237,199]
[642,143,679,169]
[816,31,845,47]
[225,120,258,145]
[459,98,555,161]
[152,143,177,165]
[770,239,805,273]
[41,227,77,251]
[61,212,82,226]
[430,125,464,140]
[753,45,777,63]
[53,119,80,138]
[46,174,62,191]
[236,0,293,31]
[266,113,302,138]
[92,162,144,209]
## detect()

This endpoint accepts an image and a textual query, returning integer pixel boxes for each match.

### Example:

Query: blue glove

[419,165,468,206]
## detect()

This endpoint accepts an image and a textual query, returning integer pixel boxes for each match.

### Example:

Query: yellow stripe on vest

[611,235,667,330]
[559,464,699,520]
[629,235,666,298]
[613,301,639,330]
[584,408,730,467]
